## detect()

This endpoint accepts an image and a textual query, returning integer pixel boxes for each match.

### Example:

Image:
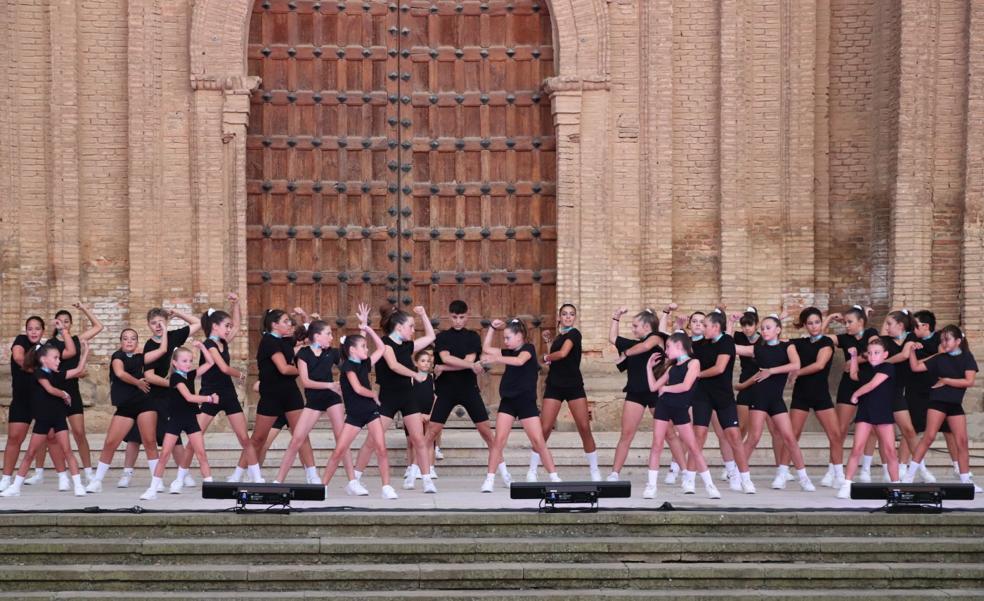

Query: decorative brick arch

[187,0,610,356]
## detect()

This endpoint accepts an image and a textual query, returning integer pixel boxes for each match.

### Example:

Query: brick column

[963,1,984,412]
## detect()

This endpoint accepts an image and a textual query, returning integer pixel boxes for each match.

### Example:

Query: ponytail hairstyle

[654,332,692,379]
[25,315,45,332]
[306,320,329,342]
[887,309,913,333]
[119,328,138,341]
[845,304,868,325]
[379,305,411,334]
[739,308,760,328]
[761,313,783,331]
[54,309,73,327]
[940,324,970,353]
[634,308,658,333]
[201,308,231,337]
[23,342,57,373]
[704,310,727,332]
[504,318,528,341]
[342,334,366,358]
[795,306,823,329]
[167,346,194,379]
[913,309,937,332]
[262,309,287,334]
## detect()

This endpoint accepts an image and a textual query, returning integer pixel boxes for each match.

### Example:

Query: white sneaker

[918,464,937,484]
[305,474,319,485]
[73,481,87,497]
[719,468,730,482]
[116,472,131,488]
[381,484,399,500]
[741,475,757,494]
[345,479,369,496]
[155,479,165,492]
[24,471,43,486]
[58,472,71,492]
[85,479,103,494]
[681,475,696,495]
[526,468,538,483]
[705,481,722,499]
[402,471,416,490]
[798,475,816,492]
[413,465,423,480]
[139,487,158,501]
[226,472,243,483]
[422,476,437,494]
[606,472,620,482]
[901,468,916,484]
[589,468,602,482]
[663,470,678,485]
[0,476,10,493]
[832,474,846,489]
[434,446,444,460]
[499,469,512,488]
[168,479,184,494]
[836,481,852,499]
[728,473,742,492]
[784,470,796,482]
[428,466,438,479]
[643,483,658,499]
[183,474,197,488]
[820,467,835,488]
[771,472,788,490]
[481,475,495,493]
[1,483,21,497]
[857,466,872,483]
[548,472,562,483]
[882,464,892,483]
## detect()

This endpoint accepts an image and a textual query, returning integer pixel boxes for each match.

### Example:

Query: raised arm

[412,306,436,351]
[74,302,105,342]
[658,303,677,336]
[169,309,202,337]
[226,293,242,343]
[609,307,628,345]
[909,346,934,373]
[59,322,78,360]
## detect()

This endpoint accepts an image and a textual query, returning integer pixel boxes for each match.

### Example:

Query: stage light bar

[203,482,325,513]
[510,481,631,512]
[850,482,975,513]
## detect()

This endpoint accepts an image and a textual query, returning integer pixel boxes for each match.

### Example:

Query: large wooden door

[246,0,555,374]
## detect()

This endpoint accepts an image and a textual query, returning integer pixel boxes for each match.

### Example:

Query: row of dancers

[1,297,978,501]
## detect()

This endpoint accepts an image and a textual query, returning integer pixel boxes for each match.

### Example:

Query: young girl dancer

[644,333,721,500]
[320,304,399,500]
[196,295,263,485]
[273,321,352,488]
[903,325,979,491]
[877,310,928,482]
[735,315,815,491]
[787,307,842,487]
[1,317,52,492]
[733,309,761,428]
[528,303,601,482]
[140,343,217,500]
[607,307,665,481]
[481,318,559,492]
[85,329,171,492]
[247,308,318,484]
[1,341,91,498]
[836,338,900,498]
[825,305,879,482]
[405,349,437,480]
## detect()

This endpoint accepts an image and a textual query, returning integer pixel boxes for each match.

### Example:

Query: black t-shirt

[499,343,539,399]
[860,362,895,408]
[47,335,81,398]
[34,368,68,415]
[753,341,791,401]
[660,359,697,405]
[434,328,482,395]
[168,371,200,417]
[925,351,979,405]
[615,333,664,394]
[880,333,917,395]
[545,328,583,387]
[791,335,835,400]
[375,336,415,392]
[412,373,435,409]
[257,333,298,397]
[734,331,761,382]
[695,334,737,402]
[340,359,375,408]
[10,334,36,399]
[908,332,941,399]
[110,350,147,407]
[200,337,234,393]
[836,327,880,362]
[144,326,190,400]
[296,345,341,404]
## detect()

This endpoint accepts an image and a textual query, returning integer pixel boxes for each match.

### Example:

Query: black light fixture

[510,481,631,513]
[202,482,325,514]
[850,482,975,513]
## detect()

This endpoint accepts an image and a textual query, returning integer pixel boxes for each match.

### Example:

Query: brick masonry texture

[1,0,982,429]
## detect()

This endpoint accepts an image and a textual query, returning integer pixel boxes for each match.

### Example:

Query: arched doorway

[245,0,557,360]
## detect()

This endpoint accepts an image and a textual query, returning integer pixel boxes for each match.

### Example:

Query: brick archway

[187,0,610,359]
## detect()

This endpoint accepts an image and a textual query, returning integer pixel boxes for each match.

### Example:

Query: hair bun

[902,309,910,315]
[713,308,723,314]
[644,308,654,314]
[852,304,864,311]
[745,306,758,314]
[510,318,520,323]
[768,313,780,320]
[35,344,42,350]
[207,308,216,316]
[339,336,347,344]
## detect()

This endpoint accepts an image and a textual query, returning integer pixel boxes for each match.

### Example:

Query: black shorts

[928,401,965,418]
[256,386,305,418]
[891,392,908,413]
[122,403,183,447]
[855,399,893,425]
[625,390,658,409]
[692,392,740,429]
[345,403,381,428]
[379,388,420,420]
[790,394,834,413]
[114,399,155,421]
[306,391,343,413]
[543,383,587,402]
[66,391,84,417]
[430,388,489,425]
[736,388,755,407]
[7,396,33,424]
[835,373,861,405]
[498,395,539,420]
[654,400,690,425]
[750,394,789,417]
[199,389,244,417]
[164,411,202,437]
[273,414,288,430]
[908,393,951,433]
[33,413,68,435]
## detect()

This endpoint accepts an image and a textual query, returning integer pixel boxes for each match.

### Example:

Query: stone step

[1,511,982,539]
[5,591,984,601]
[0,562,980,593]
[1,536,980,565]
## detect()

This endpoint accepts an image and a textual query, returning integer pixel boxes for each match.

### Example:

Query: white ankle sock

[724,460,737,474]
[94,462,111,482]
[305,466,318,480]
[147,459,159,477]
[585,451,599,471]
[247,464,262,481]
[796,468,808,479]
[669,461,680,474]
[230,466,245,480]
[647,469,659,486]
[354,470,364,481]
[175,467,189,482]
[698,470,713,486]
[529,452,541,470]
[861,455,873,470]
